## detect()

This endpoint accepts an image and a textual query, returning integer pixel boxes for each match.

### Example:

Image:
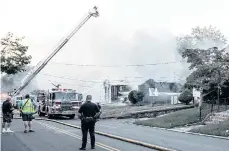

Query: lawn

[190,120,229,137]
[100,104,184,119]
[134,104,228,129]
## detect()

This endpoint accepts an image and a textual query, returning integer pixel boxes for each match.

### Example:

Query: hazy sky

[1,0,229,101]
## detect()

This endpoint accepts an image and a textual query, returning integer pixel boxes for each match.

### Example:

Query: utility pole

[217,84,220,112]
[199,88,203,121]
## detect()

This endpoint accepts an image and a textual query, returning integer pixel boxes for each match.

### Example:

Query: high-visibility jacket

[21,99,35,114]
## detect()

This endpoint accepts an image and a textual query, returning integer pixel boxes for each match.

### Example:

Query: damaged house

[138,79,183,104]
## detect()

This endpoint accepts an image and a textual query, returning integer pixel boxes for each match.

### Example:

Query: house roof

[139,79,183,93]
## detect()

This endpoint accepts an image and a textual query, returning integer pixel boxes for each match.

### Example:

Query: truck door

[51,93,55,106]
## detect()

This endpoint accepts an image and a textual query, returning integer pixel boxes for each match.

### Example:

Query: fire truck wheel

[68,114,75,119]
[47,114,53,119]
[38,110,45,117]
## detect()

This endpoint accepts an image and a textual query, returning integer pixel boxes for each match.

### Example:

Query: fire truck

[37,88,83,119]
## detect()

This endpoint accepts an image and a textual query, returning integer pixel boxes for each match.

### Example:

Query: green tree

[1,32,32,74]
[178,89,193,105]
[177,26,229,110]
[128,90,138,104]
[128,90,144,104]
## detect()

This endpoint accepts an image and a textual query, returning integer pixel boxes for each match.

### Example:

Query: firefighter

[78,95,100,150]
[18,94,37,133]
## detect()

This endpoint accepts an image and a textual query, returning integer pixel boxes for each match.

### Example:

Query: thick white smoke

[1,66,39,95]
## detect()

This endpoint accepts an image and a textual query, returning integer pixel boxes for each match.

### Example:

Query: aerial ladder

[11,6,99,97]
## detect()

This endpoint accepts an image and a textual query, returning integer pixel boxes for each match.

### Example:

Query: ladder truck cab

[38,88,79,119]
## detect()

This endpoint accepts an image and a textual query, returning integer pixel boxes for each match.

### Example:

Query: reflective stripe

[21,99,35,113]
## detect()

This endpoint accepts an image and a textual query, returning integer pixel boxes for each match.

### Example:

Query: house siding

[138,79,182,104]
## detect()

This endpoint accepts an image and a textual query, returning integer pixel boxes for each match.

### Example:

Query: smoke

[33,26,188,102]
[0,28,190,102]
[0,66,39,94]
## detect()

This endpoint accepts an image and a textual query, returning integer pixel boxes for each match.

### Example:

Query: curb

[167,129,229,140]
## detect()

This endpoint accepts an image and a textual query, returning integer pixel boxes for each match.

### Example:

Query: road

[1,119,155,151]
[2,114,229,151]
[53,117,229,151]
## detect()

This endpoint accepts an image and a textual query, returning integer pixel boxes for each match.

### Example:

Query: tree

[128,90,138,104]
[177,26,229,110]
[177,26,227,55]
[1,32,32,74]
[128,90,145,104]
[178,89,193,105]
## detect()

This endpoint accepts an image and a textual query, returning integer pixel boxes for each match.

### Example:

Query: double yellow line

[35,121,120,151]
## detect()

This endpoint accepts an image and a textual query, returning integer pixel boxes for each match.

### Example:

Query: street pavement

[1,119,155,151]
[55,118,229,151]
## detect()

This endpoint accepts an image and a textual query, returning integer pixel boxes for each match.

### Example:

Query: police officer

[78,95,100,150]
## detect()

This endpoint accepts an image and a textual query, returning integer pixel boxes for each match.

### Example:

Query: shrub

[178,89,193,105]
[128,90,144,104]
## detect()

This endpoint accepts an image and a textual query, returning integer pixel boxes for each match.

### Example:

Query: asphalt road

[1,119,155,151]
[54,118,229,151]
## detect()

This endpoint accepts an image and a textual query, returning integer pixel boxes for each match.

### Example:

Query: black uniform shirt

[78,101,99,117]
[2,100,13,114]
[97,104,101,110]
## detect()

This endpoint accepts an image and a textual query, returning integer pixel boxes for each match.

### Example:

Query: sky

[1,0,229,101]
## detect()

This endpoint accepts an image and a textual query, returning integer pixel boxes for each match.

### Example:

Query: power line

[42,74,101,83]
[42,73,185,84]
[43,73,144,83]
[48,60,186,67]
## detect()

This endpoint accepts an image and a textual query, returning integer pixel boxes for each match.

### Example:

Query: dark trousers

[81,121,95,148]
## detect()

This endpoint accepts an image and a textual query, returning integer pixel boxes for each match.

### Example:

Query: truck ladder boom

[12,6,99,97]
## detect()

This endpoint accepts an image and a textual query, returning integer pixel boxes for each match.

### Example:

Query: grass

[100,104,186,119]
[134,103,228,129]
[190,121,229,137]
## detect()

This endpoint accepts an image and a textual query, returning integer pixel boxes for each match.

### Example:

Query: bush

[128,90,144,104]
[178,89,193,105]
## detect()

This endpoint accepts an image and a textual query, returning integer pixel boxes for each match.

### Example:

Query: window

[53,92,77,100]
[16,97,22,100]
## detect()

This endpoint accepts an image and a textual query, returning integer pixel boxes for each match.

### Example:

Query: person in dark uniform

[2,96,14,133]
[78,95,100,150]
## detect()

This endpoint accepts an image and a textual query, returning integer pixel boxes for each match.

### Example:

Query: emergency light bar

[51,88,76,92]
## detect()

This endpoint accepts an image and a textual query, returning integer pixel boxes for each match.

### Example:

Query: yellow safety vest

[21,99,35,113]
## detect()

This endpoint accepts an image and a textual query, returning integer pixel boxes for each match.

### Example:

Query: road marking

[35,121,120,151]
